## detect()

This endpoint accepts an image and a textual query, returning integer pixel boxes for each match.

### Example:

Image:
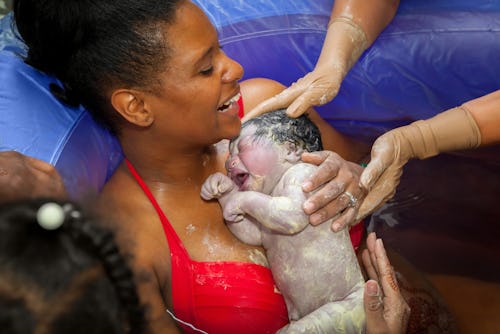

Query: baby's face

[226,126,284,193]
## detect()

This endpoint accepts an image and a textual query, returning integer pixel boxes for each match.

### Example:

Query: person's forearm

[330,0,400,45]
[312,0,399,108]
[242,193,308,234]
[462,90,500,146]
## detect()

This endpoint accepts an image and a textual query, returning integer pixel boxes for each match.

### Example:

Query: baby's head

[0,199,144,334]
[226,110,323,192]
[238,109,323,153]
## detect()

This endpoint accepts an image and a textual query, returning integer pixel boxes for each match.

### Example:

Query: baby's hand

[200,172,236,200]
[221,194,246,223]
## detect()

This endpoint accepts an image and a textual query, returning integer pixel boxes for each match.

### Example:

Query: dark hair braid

[63,204,146,334]
[0,199,145,334]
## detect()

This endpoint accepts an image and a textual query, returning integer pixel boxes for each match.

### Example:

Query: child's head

[238,109,323,153]
[0,199,144,334]
[226,110,323,192]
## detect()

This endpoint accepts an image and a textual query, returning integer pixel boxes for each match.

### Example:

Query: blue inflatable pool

[1,0,499,198]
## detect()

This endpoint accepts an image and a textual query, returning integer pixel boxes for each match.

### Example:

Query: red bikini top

[126,159,288,334]
[124,95,363,333]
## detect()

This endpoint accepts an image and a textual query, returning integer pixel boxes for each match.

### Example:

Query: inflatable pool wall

[1,0,499,198]
[195,0,500,140]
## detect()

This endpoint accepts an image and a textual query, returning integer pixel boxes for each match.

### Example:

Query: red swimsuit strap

[237,95,244,118]
[125,158,189,259]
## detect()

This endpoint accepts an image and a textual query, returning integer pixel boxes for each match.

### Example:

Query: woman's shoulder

[240,78,285,112]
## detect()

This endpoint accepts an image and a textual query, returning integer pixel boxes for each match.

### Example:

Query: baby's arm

[201,172,262,245]
[230,167,311,234]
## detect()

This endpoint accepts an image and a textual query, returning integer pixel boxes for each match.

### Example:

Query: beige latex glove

[242,16,368,121]
[357,106,481,220]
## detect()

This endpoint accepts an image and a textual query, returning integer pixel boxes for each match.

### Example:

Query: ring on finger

[343,191,358,208]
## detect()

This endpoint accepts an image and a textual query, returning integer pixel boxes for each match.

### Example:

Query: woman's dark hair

[241,109,323,152]
[0,199,145,334]
[13,0,183,135]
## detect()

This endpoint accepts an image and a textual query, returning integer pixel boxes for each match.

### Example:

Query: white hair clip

[37,202,66,230]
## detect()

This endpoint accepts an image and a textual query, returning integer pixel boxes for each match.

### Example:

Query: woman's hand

[301,150,366,231]
[243,15,369,121]
[362,232,411,334]
[357,106,482,221]
[243,65,344,121]
[0,151,67,202]
[355,131,407,221]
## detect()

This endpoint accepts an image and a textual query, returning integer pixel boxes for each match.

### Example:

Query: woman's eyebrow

[194,46,214,67]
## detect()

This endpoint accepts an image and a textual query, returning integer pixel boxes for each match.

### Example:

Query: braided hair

[0,199,145,334]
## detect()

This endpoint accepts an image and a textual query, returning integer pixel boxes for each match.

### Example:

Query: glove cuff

[317,16,368,76]
[411,107,482,159]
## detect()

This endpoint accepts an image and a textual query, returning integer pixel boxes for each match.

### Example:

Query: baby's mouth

[232,171,248,188]
[218,92,241,112]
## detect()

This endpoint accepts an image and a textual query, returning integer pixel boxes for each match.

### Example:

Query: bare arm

[213,167,311,235]
[0,151,67,202]
[232,191,309,235]
[362,232,410,334]
[462,89,500,145]
[330,0,399,46]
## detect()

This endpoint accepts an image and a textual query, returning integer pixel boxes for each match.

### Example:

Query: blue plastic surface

[194,0,500,140]
[0,14,122,198]
[1,1,499,197]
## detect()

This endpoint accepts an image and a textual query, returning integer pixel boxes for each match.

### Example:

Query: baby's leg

[277,282,365,334]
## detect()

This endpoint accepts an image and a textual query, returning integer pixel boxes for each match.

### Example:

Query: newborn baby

[201,110,365,333]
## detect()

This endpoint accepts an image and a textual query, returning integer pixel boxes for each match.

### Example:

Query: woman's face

[144,1,244,149]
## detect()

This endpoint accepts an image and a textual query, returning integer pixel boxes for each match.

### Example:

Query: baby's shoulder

[286,162,317,179]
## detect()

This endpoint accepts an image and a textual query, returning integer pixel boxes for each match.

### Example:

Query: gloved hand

[242,16,368,121]
[356,106,482,220]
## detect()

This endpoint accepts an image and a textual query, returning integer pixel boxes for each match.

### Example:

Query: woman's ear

[111,89,154,127]
[283,142,303,163]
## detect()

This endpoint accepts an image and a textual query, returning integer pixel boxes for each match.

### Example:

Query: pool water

[368,147,500,333]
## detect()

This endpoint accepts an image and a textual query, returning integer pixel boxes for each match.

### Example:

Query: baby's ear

[283,142,303,163]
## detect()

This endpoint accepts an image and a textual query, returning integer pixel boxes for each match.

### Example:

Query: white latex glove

[357,106,481,220]
[242,16,368,121]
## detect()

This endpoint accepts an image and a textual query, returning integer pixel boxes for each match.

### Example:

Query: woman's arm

[358,90,500,220]
[243,0,399,119]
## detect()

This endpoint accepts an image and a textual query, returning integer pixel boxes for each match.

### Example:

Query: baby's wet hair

[241,109,323,152]
[0,199,145,334]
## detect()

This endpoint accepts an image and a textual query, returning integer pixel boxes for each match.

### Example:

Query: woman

[14,0,444,333]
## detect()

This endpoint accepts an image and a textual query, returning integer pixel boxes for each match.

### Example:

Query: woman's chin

[221,121,242,140]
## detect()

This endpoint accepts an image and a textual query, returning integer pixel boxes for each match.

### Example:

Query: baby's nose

[226,155,240,171]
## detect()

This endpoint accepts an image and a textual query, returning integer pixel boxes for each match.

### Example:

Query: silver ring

[343,191,358,208]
